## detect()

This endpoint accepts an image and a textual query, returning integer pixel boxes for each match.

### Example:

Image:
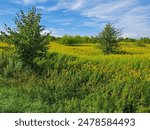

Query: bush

[58,35,82,45]
[136,37,150,47]
[49,36,56,41]
[89,36,99,44]
[81,36,90,43]
[136,40,145,47]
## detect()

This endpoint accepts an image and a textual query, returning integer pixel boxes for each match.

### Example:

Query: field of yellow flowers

[50,42,150,59]
[0,41,150,112]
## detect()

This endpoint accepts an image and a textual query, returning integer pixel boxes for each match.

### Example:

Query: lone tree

[97,23,121,54]
[1,7,50,67]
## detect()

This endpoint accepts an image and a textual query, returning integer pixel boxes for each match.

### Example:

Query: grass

[0,42,150,112]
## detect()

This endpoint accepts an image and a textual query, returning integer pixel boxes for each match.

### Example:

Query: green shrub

[58,35,82,45]
[136,38,149,47]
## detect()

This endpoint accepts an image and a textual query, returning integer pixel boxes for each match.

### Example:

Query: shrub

[89,36,99,44]
[58,35,82,45]
[136,37,150,47]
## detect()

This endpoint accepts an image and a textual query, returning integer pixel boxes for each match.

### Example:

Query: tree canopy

[97,23,121,54]
[0,7,50,67]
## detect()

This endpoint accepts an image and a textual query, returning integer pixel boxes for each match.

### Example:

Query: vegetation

[136,37,150,47]
[97,23,121,54]
[0,7,49,68]
[0,35,3,42]
[58,35,82,45]
[0,7,150,113]
[0,42,150,112]
[118,37,137,42]
[57,35,98,45]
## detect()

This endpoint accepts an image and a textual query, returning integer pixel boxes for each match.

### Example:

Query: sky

[0,0,150,38]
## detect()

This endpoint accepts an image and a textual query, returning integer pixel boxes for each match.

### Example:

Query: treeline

[118,37,150,43]
[2,33,150,46]
[118,37,137,42]
[1,30,150,47]
[118,37,150,47]
[48,35,150,46]
[49,35,99,45]
[136,37,150,46]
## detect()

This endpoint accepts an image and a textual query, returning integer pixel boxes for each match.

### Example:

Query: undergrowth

[0,50,150,112]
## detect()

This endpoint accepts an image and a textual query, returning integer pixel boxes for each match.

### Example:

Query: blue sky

[0,0,150,38]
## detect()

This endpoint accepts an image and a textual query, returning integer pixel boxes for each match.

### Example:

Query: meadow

[0,41,150,112]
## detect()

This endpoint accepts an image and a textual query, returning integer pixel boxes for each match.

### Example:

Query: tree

[97,23,121,54]
[136,37,149,47]
[0,7,50,67]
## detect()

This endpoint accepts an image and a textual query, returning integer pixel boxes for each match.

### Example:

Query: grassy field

[0,42,150,112]
[50,42,150,59]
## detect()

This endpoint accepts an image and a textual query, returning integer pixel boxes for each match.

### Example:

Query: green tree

[0,7,50,67]
[97,23,121,54]
[136,37,150,47]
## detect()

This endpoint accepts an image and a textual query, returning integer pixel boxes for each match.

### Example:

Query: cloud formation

[7,0,150,37]
[14,0,48,4]
[42,28,64,37]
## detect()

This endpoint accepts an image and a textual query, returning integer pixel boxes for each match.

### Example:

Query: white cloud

[13,0,48,5]
[37,0,86,11]
[81,0,135,20]
[14,0,150,38]
[71,0,86,10]
[77,0,150,38]
[42,28,64,37]
[116,6,150,38]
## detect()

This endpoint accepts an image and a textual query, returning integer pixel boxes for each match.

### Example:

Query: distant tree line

[136,37,150,46]
[118,37,150,44]
[50,35,99,45]
[118,37,137,42]
[49,34,150,47]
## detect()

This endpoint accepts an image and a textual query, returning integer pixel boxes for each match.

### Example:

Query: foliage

[57,35,99,45]
[0,35,3,42]
[0,42,150,112]
[136,37,150,47]
[49,36,56,41]
[58,35,82,45]
[81,36,90,43]
[0,7,49,67]
[97,23,121,54]
[88,36,99,44]
[118,37,137,42]
[140,37,150,44]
